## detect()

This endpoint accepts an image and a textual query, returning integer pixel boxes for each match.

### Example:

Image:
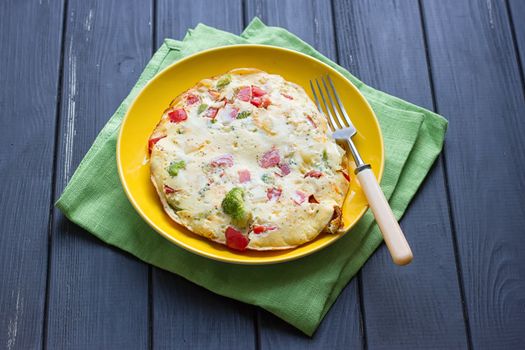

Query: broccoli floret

[221,187,251,228]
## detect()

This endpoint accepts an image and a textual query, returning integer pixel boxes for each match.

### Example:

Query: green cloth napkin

[56,18,447,336]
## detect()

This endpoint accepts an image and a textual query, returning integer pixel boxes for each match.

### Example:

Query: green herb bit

[197,103,208,114]
[167,160,186,176]
[261,173,275,184]
[236,111,251,119]
[167,199,183,212]
[322,150,328,162]
[216,75,232,90]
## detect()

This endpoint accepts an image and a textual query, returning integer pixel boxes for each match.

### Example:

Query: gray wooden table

[1,0,524,349]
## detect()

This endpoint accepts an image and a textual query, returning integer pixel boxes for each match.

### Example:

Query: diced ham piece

[229,106,239,118]
[186,93,199,105]
[308,194,319,204]
[305,170,323,178]
[211,154,234,168]
[252,225,277,234]
[163,185,175,194]
[292,190,307,205]
[251,85,267,97]
[205,107,219,119]
[238,170,251,183]
[278,162,291,176]
[266,187,282,202]
[148,136,166,154]
[259,149,281,168]
[168,108,188,123]
[225,226,249,251]
[237,86,251,102]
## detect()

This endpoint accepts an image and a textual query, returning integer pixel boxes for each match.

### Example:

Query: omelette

[148,68,349,251]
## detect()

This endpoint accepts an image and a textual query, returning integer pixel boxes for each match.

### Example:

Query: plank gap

[149,2,156,349]
[148,267,153,350]
[356,273,367,350]
[42,0,70,349]
[417,1,473,348]
[329,0,340,66]
[242,0,248,27]
[330,0,365,346]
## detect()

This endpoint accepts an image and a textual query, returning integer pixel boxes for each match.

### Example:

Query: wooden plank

[45,1,152,348]
[332,1,470,348]
[152,2,256,349]
[421,0,525,348]
[0,1,64,349]
[151,273,256,350]
[244,0,337,60]
[244,1,364,348]
[156,0,244,48]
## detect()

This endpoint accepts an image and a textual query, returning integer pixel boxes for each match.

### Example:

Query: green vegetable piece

[221,187,251,228]
[322,150,328,162]
[167,199,183,212]
[216,75,232,90]
[197,103,208,114]
[236,111,251,119]
[167,160,186,176]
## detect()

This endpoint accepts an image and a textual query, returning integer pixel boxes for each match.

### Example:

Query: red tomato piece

[266,187,282,201]
[251,85,267,97]
[305,170,323,178]
[250,97,262,107]
[252,225,277,234]
[225,226,249,251]
[186,93,199,105]
[163,185,175,194]
[259,149,281,168]
[237,86,251,102]
[168,108,188,123]
[251,95,272,108]
[211,154,234,168]
[148,136,166,154]
[238,169,251,183]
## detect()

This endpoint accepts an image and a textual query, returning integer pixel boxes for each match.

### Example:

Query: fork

[310,75,413,265]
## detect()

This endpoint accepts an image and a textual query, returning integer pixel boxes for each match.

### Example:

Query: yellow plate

[117,45,384,264]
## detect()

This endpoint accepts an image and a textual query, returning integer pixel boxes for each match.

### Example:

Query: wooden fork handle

[356,166,413,265]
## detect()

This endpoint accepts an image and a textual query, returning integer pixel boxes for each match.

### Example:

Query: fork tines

[309,75,352,131]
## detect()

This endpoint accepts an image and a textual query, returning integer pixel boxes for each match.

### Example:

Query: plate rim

[117,44,385,265]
